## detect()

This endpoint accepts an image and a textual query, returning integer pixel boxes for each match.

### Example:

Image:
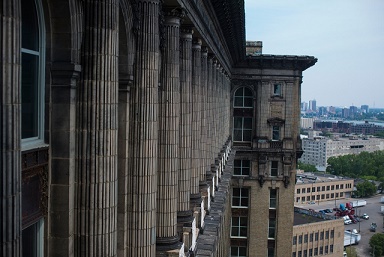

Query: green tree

[355,181,377,197]
[297,162,318,173]
[369,233,384,256]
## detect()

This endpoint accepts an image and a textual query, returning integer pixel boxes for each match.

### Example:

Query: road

[296,194,384,257]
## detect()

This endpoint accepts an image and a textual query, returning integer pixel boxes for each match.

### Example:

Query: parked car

[324,208,333,213]
[370,222,377,232]
[319,210,327,214]
[361,213,369,220]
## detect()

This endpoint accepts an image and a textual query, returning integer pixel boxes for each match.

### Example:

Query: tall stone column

[206,55,215,166]
[75,1,119,256]
[190,38,202,205]
[126,0,160,256]
[50,63,81,257]
[156,8,183,251]
[178,28,194,222]
[200,48,209,182]
[1,1,22,256]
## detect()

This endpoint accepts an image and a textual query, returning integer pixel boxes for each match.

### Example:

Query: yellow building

[295,172,354,204]
[292,208,345,257]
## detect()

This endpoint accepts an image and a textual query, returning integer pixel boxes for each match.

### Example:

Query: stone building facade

[1,0,316,256]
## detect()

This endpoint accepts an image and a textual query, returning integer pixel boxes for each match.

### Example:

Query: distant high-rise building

[309,100,317,112]
[361,105,369,113]
[328,106,336,115]
[342,108,350,118]
[318,106,327,116]
[301,102,308,111]
[349,106,358,118]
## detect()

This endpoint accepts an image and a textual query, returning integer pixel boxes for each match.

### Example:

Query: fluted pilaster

[191,38,202,201]
[156,8,183,248]
[178,28,193,217]
[1,2,22,256]
[126,1,160,256]
[200,48,209,181]
[75,1,119,256]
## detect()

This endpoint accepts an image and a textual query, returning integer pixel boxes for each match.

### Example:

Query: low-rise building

[299,135,384,171]
[295,172,354,204]
[292,208,345,257]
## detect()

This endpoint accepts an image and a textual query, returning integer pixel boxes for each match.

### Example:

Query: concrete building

[1,0,316,256]
[292,208,345,257]
[301,118,316,129]
[299,135,384,171]
[295,172,354,204]
[309,100,317,112]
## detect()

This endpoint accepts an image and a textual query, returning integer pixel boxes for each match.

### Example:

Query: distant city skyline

[301,99,377,109]
[245,0,384,108]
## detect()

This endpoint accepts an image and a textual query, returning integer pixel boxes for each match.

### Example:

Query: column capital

[180,27,194,40]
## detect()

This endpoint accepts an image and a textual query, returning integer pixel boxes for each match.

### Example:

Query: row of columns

[0,1,233,256]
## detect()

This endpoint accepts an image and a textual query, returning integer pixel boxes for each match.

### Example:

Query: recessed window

[268,218,276,239]
[271,161,278,177]
[273,83,282,96]
[234,87,253,108]
[231,217,248,238]
[270,189,277,209]
[21,0,45,146]
[272,126,280,141]
[232,188,249,208]
[268,248,275,257]
[22,219,44,257]
[231,246,247,257]
[233,117,252,142]
[234,160,250,176]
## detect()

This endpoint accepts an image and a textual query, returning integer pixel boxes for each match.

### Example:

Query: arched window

[21,0,46,256]
[21,0,45,145]
[233,87,253,108]
[233,87,253,142]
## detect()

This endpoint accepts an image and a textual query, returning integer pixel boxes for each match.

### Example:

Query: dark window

[234,160,250,176]
[320,246,323,255]
[331,230,334,238]
[233,117,252,142]
[231,246,247,257]
[232,188,249,207]
[326,231,329,239]
[320,231,324,240]
[270,189,277,208]
[304,234,308,243]
[231,217,248,238]
[293,236,297,245]
[272,126,280,140]
[299,235,302,244]
[310,233,313,242]
[315,232,319,241]
[273,83,282,96]
[271,161,278,177]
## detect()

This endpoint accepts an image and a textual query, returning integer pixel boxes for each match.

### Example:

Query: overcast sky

[245,0,384,108]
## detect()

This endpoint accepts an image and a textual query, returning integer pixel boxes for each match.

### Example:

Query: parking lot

[296,194,384,257]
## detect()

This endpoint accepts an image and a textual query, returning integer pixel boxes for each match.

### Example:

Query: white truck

[343,216,352,225]
[381,196,384,203]
[350,200,366,208]
[381,206,384,214]
[344,230,361,246]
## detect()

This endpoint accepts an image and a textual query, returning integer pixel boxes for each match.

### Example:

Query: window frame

[270,161,279,177]
[232,188,249,208]
[21,0,46,149]
[231,216,248,238]
[233,160,250,177]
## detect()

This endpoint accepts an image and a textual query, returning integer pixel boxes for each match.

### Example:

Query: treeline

[326,151,384,179]
[326,151,384,196]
